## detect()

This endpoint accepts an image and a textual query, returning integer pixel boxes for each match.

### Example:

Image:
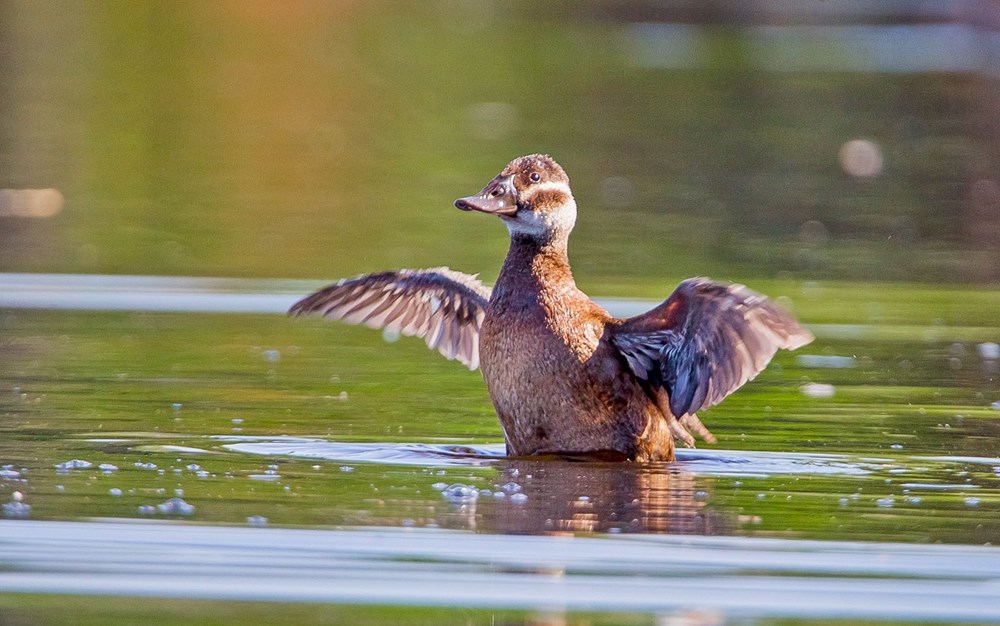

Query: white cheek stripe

[522,181,571,202]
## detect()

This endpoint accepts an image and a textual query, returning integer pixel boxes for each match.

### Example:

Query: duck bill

[454,174,518,216]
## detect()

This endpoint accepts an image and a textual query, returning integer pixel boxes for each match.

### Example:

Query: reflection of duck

[477,460,722,536]
[291,155,812,461]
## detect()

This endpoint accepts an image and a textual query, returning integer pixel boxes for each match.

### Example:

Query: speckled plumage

[291,154,813,462]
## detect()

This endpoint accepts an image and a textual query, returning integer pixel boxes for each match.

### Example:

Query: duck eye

[529,172,541,182]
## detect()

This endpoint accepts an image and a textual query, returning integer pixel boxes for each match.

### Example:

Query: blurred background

[3,0,999,289]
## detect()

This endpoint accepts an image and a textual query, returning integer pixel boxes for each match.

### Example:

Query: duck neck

[495,230,575,300]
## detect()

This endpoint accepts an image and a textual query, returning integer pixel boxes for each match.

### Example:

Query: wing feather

[612,278,813,418]
[289,267,492,370]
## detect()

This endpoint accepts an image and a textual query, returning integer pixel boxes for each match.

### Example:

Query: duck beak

[454,174,518,216]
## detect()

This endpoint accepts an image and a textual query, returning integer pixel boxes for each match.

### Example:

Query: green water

[2,300,998,542]
[3,2,1000,623]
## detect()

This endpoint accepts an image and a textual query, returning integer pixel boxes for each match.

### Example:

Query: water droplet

[54,459,92,470]
[157,497,194,516]
[263,349,281,363]
[109,488,122,497]
[441,483,479,503]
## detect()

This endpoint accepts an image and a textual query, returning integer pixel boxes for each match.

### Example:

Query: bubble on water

[186,464,201,471]
[248,474,281,481]
[98,463,119,472]
[978,342,1000,360]
[876,497,895,508]
[906,496,923,505]
[55,485,64,492]
[137,504,156,516]
[195,470,210,478]
[174,488,184,496]
[339,466,354,473]
[608,527,622,534]
[890,444,903,450]
[173,469,182,474]
[695,490,709,500]
[134,462,157,470]
[757,493,766,499]
[246,515,268,527]
[991,401,1000,411]
[171,403,182,411]
[431,482,448,491]
[263,349,281,363]
[441,483,479,503]
[3,500,31,519]
[500,482,522,494]
[382,329,401,343]
[231,418,244,424]
[839,498,849,507]
[55,459,92,470]
[510,492,528,504]
[965,497,981,507]
[109,488,122,497]
[0,467,21,480]
[493,491,506,499]
[157,497,194,516]
[311,465,321,470]
[577,495,590,503]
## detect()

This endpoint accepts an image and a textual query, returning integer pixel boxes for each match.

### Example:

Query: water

[3,2,1000,622]
[2,520,1000,623]
[2,278,1000,623]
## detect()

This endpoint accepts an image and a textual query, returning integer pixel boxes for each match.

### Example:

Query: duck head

[455,154,577,241]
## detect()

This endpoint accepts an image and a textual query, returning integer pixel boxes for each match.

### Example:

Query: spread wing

[611,278,813,418]
[289,267,492,370]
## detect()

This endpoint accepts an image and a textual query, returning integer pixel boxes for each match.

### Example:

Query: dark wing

[289,267,491,370]
[611,278,813,418]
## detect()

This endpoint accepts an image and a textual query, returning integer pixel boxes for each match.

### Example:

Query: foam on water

[216,436,881,477]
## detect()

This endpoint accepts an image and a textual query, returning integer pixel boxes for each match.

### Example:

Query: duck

[290,154,813,462]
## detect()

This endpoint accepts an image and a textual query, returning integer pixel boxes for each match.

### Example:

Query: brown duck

[291,154,813,462]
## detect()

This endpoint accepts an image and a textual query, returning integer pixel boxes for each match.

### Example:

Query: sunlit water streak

[0,520,999,622]
[2,272,996,341]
